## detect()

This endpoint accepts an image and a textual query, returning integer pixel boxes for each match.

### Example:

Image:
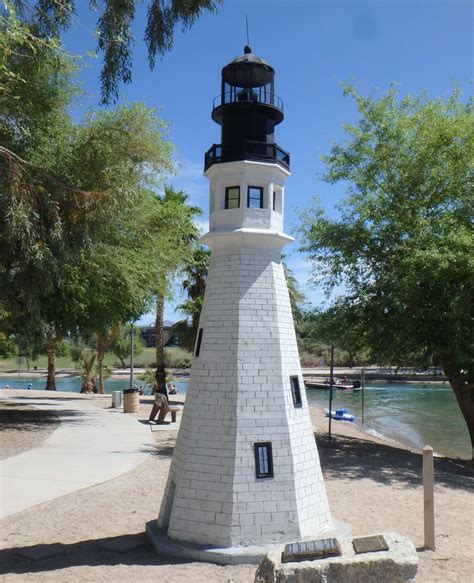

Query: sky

[62,0,472,324]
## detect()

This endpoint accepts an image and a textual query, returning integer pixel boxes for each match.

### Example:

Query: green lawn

[0,347,191,372]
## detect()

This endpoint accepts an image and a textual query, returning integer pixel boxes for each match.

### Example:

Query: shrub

[164,347,192,368]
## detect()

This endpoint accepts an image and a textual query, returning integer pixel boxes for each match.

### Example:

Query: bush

[164,347,192,368]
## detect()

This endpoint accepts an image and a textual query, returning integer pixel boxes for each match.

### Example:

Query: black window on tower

[195,328,204,357]
[225,186,240,209]
[290,376,302,408]
[254,442,274,478]
[248,186,263,209]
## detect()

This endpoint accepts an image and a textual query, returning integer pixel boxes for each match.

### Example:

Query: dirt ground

[0,403,60,460]
[0,391,472,582]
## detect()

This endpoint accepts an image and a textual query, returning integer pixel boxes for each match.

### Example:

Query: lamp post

[328,344,334,444]
[129,321,134,391]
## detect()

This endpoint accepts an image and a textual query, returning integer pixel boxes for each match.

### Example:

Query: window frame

[254,442,274,479]
[225,186,240,209]
[290,376,303,408]
[247,185,264,209]
[195,328,204,357]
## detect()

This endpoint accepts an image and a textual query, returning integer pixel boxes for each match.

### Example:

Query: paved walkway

[0,397,160,519]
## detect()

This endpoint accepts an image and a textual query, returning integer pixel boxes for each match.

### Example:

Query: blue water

[306,383,471,459]
[0,376,188,396]
[1,376,470,459]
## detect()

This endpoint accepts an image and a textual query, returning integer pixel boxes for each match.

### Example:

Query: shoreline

[307,401,422,455]
[0,387,439,459]
[0,368,450,385]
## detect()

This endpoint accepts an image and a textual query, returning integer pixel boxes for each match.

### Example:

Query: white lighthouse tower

[149,46,339,562]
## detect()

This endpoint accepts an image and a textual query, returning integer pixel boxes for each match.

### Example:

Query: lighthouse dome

[222,45,275,88]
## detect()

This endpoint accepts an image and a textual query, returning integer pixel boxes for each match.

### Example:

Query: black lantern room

[204,46,290,172]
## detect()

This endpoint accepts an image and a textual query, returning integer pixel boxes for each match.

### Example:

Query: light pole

[129,321,134,391]
[328,344,334,444]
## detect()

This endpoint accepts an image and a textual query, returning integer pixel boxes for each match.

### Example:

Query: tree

[111,326,144,369]
[0,332,16,358]
[1,10,183,390]
[175,246,210,351]
[299,86,474,453]
[300,306,368,368]
[152,187,201,392]
[12,0,223,103]
[282,259,305,332]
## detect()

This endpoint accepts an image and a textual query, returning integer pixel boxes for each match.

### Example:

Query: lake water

[1,376,470,459]
[306,383,471,459]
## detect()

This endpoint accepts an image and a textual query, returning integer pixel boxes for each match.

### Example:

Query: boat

[304,378,361,391]
[325,408,355,422]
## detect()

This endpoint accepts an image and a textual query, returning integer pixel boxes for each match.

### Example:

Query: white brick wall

[158,236,332,547]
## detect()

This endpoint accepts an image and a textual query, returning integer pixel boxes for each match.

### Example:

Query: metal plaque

[353,534,389,554]
[282,538,341,563]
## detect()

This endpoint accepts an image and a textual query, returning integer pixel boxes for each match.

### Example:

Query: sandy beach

[0,389,472,582]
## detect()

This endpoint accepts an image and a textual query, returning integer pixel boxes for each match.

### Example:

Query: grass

[0,347,191,372]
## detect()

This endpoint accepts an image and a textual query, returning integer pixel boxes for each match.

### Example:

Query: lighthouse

[150,46,339,562]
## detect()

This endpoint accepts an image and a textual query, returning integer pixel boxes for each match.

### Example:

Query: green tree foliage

[282,259,305,331]
[11,0,223,103]
[111,326,144,369]
[152,187,201,392]
[175,246,210,351]
[1,8,200,391]
[299,307,369,368]
[0,332,17,358]
[299,86,474,452]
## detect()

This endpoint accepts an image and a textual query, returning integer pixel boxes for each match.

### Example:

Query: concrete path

[0,398,156,519]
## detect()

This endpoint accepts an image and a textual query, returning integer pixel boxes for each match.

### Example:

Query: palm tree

[153,187,201,393]
[174,246,210,351]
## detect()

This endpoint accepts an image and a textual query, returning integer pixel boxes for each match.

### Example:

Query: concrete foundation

[146,519,351,566]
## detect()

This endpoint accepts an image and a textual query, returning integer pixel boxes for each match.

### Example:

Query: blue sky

[62,0,472,324]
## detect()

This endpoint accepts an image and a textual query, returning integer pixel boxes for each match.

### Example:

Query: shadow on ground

[316,432,474,492]
[0,406,60,431]
[0,406,91,427]
[0,533,191,575]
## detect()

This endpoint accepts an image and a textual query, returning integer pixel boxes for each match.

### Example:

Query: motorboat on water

[304,378,361,391]
[325,408,355,422]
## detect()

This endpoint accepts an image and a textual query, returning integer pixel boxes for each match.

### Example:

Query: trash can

[123,388,139,413]
[111,391,122,408]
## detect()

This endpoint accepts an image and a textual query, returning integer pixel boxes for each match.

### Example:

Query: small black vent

[254,442,273,478]
[195,328,204,357]
[290,376,302,408]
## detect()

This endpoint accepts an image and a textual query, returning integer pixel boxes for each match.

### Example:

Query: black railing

[212,90,284,111]
[204,140,290,172]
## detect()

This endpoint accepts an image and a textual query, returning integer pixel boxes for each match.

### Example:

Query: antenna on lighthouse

[245,14,250,46]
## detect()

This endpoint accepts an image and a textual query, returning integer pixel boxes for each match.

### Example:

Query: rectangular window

[195,328,203,357]
[290,376,302,408]
[273,190,276,211]
[225,186,240,209]
[248,186,263,209]
[254,442,274,479]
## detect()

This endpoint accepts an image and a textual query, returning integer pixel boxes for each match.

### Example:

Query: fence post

[423,445,435,550]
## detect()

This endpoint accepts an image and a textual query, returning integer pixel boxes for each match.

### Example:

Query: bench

[149,394,180,424]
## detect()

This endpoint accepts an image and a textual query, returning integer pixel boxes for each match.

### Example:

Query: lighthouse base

[145,519,351,566]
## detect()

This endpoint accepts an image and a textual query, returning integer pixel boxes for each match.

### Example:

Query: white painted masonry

[157,159,333,548]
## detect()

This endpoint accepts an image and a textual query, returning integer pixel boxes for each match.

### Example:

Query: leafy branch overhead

[11,0,223,103]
